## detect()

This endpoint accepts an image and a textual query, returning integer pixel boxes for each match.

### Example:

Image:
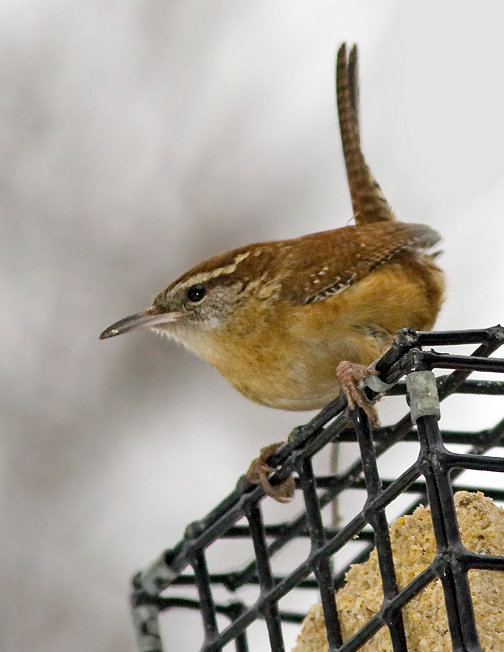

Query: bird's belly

[230,370,343,411]
[219,334,380,411]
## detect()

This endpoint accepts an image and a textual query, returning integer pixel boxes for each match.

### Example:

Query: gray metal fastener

[363,358,397,394]
[405,370,441,423]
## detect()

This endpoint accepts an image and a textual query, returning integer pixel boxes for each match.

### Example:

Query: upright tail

[336,43,395,224]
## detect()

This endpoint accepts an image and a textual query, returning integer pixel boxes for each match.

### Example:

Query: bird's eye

[186,283,207,303]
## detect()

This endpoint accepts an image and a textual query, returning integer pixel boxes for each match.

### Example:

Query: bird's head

[99,244,276,345]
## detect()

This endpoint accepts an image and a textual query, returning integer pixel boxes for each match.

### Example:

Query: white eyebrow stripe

[171,251,251,292]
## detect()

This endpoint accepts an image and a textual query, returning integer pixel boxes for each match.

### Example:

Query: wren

[101,44,445,500]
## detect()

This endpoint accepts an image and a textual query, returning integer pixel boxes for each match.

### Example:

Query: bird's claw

[336,360,380,426]
[245,442,295,503]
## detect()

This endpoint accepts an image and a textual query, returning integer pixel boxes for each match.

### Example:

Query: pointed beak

[99,306,180,340]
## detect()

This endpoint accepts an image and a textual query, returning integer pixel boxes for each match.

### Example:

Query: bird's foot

[336,360,380,426]
[245,442,296,503]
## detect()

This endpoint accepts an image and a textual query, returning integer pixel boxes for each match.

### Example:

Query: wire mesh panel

[130,326,504,651]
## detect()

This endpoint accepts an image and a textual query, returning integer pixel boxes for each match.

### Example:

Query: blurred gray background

[3,1,504,651]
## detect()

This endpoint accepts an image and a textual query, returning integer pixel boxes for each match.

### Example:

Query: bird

[100,44,445,501]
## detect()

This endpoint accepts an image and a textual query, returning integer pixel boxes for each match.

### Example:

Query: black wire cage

[130,326,504,651]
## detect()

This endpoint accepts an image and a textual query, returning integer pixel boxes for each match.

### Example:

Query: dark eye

[186,283,207,303]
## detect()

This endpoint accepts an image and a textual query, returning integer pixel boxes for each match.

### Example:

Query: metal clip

[405,370,440,423]
[363,358,397,394]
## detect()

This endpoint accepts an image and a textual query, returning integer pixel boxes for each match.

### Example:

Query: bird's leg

[245,442,296,503]
[336,360,379,425]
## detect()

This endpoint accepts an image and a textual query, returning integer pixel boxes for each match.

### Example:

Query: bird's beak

[99,306,180,340]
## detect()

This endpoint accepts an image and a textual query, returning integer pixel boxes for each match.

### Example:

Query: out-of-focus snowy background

[2,1,504,651]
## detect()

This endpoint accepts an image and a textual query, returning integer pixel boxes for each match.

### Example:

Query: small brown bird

[101,44,444,499]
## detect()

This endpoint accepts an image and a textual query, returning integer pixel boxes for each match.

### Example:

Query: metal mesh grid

[131,326,504,651]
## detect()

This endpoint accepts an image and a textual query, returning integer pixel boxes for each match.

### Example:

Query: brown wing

[337,43,395,224]
[276,222,440,305]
